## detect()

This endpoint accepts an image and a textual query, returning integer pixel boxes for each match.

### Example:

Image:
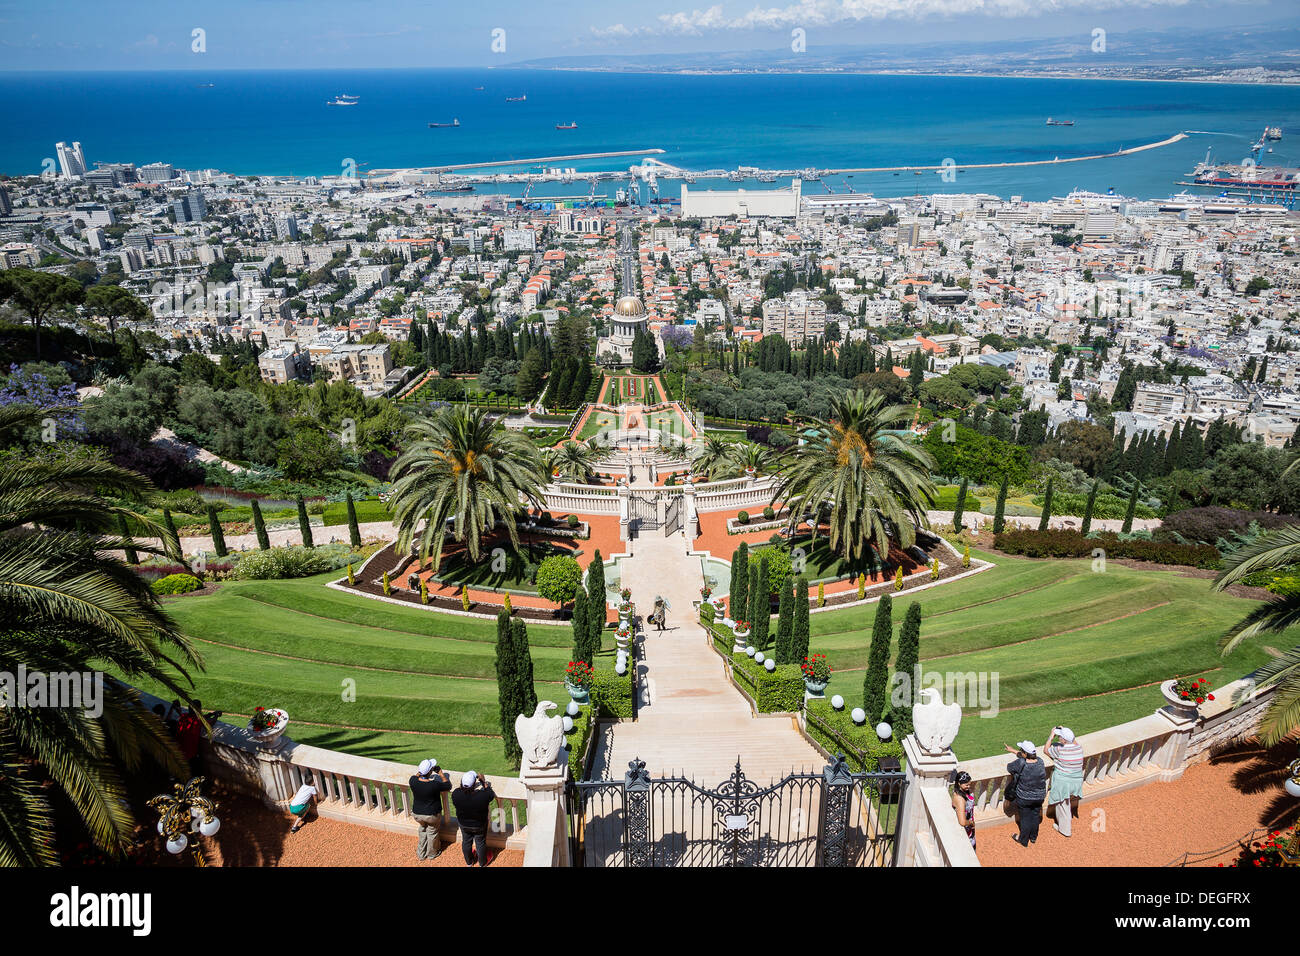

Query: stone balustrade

[955,677,1275,830]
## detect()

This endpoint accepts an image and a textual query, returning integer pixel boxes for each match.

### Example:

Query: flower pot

[804,679,829,703]
[564,681,591,704]
[615,629,632,652]
[731,626,751,654]
[1160,680,1201,722]
[248,708,288,749]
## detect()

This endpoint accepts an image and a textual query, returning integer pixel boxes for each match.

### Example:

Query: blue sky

[1,0,1296,69]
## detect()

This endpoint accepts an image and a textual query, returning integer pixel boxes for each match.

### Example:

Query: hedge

[931,486,982,513]
[592,658,634,719]
[804,698,906,773]
[566,704,597,780]
[993,528,1219,569]
[729,653,804,713]
[1156,506,1298,545]
[151,573,202,595]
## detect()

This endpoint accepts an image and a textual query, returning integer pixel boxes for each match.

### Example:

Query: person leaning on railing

[1045,727,1084,838]
[409,758,451,861]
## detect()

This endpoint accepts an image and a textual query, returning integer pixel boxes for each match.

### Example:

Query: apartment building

[761,293,826,345]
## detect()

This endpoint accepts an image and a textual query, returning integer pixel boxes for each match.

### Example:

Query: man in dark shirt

[409,758,452,861]
[450,770,497,866]
[1005,740,1048,846]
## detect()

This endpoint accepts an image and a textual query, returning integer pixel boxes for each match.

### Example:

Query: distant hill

[508,25,1300,76]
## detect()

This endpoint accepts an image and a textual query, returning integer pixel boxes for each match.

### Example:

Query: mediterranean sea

[2,68,1298,201]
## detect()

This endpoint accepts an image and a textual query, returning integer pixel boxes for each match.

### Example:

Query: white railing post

[897,733,961,867]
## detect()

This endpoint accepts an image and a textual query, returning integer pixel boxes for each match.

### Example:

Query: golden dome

[613,295,646,318]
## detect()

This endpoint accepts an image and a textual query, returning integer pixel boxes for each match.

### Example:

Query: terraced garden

[133,571,586,773]
[806,550,1274,760]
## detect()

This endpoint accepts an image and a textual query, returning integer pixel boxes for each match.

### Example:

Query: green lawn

[806,550,1276,761]
[322,499,391,526]
[128,571,587,773]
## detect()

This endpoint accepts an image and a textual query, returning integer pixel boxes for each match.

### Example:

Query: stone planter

[1159,680,1201,722]
[564,681,591,705]
[731,626,751,654]
[248,708,289,749]
[615,627,632,652]
[804,679,829,699]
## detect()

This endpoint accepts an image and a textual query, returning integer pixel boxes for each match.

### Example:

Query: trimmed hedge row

[993,529,1219,569]
[566,704,596,780]
[729,653,804,713]
[804,699,906,773]
[592,658,634,719]
[1035,491,1156,521]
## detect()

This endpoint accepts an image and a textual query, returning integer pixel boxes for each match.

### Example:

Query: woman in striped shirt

[1046,726,1085,838]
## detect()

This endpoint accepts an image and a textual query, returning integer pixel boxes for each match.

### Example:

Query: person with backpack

[1004,740,1047,846]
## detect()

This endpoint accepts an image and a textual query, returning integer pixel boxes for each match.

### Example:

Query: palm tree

[390,405,546,572]
[726,441,777,478]
[1213,525,1300,744]
[690,434,733,480]
[770,389,936,562]
[544,440,604,484]
[0,405,196,866]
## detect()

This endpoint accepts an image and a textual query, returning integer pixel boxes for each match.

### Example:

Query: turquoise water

[4,68,1299,199]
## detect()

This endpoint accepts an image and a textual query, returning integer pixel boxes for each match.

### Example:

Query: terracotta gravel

[974,741,1300,868]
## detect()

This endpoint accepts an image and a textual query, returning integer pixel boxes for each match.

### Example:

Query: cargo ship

[429,118,460,128]
[555,121,577,130]
[1266,126,1283,141]
[1191,159,1300,189]
[1045,117,1074,126]
[506,94,526,102]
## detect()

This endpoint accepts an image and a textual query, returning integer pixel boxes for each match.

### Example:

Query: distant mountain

[509,25,1300,75]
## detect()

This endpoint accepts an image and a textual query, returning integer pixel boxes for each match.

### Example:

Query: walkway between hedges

[586,532,823,785]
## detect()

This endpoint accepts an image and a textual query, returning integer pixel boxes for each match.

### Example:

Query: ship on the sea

[506,94,526,102]
[327,96,358,106]
[1266,126,1283,141]
[1192,159,1300,189]
[555,122,577,130]
[1046,117,1075,126]
[429,118,460,128]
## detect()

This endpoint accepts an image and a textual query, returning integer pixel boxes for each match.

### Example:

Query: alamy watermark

[0,666,104,718]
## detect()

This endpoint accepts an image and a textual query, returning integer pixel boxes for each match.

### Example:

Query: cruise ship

[1191,160,1300,189]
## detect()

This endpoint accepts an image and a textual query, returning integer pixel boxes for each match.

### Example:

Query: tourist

[410,758,451,860]
[451,770,497,866]
[1046,726,1085,837]
[653,596,666,631]
[1004,740,1046,846]
[950,770,977,849]
[175,699,221,779]
[288,772,317,834]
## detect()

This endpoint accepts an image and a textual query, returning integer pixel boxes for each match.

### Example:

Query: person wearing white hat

[1046,726,1085,837]
[1004,740,1047,846]
[409,758,451,861]
[451,770,497,866]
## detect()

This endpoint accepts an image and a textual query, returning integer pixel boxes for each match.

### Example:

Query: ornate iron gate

[628,493,659,534]
[567,756,906,867]
[665,495,683,536]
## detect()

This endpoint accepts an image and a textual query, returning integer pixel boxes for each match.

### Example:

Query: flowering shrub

[801,654,831,684]
[565,660,594,689]
[151,573,202,595]
[1172,676,1215,705]
[1220,827,1299,867]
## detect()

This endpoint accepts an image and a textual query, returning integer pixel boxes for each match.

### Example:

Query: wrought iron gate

[567,755,906,867]
[665,495,683,536]
[628,493,659,534]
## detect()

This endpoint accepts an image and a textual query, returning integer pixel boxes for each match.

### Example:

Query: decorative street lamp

[148,777,221,866]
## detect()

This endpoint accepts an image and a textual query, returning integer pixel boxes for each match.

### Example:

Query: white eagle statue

[514,701,565,769]
[912,687,962,755]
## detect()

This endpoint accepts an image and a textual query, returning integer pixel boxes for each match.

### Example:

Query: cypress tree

[992,474,1008,535]
[494,610,521,766]
[345,492,362,548]
[511,618,537,718]
[586,551,606,656]
[792,576,811,663]
[1122,479,1140,534]
[746,564,761,635]
[251,499,270,550]
[752,554,771,648]
[207,505,228,558]
[1037,477,1054,533]
[775,579,794,664]
[572,591,591,664]
[297,495,314,548]
[890,601,923,737]
[952,476,968,534]
[863,593,893,725]
[117,514,138,565]
[162,508,180,548]
[731,542,749,622]
[1081,479,1098,536]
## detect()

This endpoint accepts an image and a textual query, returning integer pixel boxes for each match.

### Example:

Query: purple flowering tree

[0,364,84,438]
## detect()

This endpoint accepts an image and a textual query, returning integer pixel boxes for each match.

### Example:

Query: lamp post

[149,777,221,866]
